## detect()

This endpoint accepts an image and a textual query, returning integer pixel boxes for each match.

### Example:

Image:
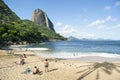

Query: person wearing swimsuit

[44,59,49,72]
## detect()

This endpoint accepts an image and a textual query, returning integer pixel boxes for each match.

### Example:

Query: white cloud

[55,22,63,27]
[115,1,120,7]
[56,23,95,39]
[88,20,105,27]
[62,29,96,39]
[104,6,111,10]
[97,25,106,29]
[116,24,120,28]
[75,32,95,39]
[88,16,116,29]
[105,23,120,30]
[106,16,113,21]
[114,24,120,28]
[57,24,76,37]
[106,16,116,21]
[63,25,76,34]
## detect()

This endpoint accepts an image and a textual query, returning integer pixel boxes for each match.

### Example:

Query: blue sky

[4,0,120,40]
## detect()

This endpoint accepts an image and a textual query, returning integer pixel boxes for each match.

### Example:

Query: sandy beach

[0,49,120,80]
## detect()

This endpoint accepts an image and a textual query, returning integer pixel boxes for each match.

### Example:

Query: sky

[4,0,120,40]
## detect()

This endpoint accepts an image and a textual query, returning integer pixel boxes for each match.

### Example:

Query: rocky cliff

[31,8,55,32]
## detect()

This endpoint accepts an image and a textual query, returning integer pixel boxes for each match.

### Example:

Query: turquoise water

[21,40,120,58]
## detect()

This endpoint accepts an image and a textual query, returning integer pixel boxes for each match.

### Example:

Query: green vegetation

[0,20,66,45]
[0,0,66,46]
[0,0,20,23]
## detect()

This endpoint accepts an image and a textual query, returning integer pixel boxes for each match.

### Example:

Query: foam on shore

[27,48,49,50]
[36,51,120,58]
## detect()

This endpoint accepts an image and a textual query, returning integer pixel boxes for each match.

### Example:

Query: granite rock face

[31,8,55,32]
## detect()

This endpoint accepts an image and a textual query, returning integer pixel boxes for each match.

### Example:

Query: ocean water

[22,40,120,59]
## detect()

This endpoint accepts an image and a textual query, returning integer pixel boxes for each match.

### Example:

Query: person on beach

[22,53,27,58]
[73,53,75,56]
[14,56,25,65]
[33,66,41,74]
[21,57,25,65]
[44,59,49,72]
[24,66,31,74]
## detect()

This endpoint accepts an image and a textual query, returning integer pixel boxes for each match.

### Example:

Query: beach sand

[0,50,120,80]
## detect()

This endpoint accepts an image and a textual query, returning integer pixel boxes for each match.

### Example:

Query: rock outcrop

[31,8,55,32]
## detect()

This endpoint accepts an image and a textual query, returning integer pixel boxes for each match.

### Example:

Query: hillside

[67,36,80,41]
[0,0,20,23]
[0,0,66,46]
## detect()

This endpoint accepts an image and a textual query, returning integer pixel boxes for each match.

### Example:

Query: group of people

[23,59,49,75]
[14,53,49,75]
[24,66,41,74]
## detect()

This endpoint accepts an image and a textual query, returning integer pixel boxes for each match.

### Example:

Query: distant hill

[0,0,66,46]
[67,36,80,41]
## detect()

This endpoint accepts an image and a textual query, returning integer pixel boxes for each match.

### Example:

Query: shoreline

[67,56,120,62]
[1,46,120,62]
[0,49,120,80]
[2,46,120,62]
[5,44,120,62]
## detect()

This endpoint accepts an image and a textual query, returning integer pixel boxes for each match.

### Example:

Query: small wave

[36,51,120,58]
[27,48,49,51]
[76,52,120,58]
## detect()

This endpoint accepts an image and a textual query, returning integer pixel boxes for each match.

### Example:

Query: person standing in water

[44,59,49,72]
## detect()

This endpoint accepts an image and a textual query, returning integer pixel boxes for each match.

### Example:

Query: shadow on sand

[77,62,120,80]
[49,68,58,72]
